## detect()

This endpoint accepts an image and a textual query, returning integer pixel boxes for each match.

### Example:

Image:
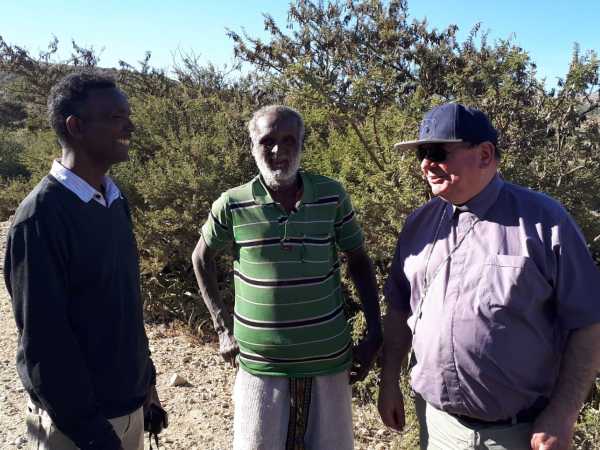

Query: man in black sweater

[3,72,163,449]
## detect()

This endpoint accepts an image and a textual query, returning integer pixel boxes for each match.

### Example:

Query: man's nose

[270,144,279,155]
[420,157,432,171]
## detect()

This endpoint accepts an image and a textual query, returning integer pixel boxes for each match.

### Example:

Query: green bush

[0,130,60,217]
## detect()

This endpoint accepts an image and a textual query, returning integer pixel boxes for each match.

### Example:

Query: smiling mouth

[117,138,130,146]
[427,174,446,182]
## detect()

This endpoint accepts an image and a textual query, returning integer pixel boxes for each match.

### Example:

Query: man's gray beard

[253,150,301,190]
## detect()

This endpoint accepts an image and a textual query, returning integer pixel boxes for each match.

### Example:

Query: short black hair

[47,71,117,144]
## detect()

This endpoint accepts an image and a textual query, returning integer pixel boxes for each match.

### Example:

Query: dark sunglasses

[416,144,450,162]
[416,143,474,162]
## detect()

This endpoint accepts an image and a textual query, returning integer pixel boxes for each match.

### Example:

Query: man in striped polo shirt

[191,105,382,449]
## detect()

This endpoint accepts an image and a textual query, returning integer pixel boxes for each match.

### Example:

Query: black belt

[452,399,547,428]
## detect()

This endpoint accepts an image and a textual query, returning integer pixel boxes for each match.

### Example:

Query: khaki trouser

[415,395,533,450]
[26,401,144,450]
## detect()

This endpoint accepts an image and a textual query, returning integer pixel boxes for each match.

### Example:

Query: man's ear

[478,142,496,168]
[65,115,84,141]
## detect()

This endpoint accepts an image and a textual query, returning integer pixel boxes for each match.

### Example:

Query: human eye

[282,136,296,146]
[260,137,275,148]
[112,109,131,120]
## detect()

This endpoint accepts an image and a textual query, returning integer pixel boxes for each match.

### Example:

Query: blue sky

[1,1,598,86]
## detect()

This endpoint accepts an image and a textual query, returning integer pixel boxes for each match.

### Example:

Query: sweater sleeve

[5,215,122,450]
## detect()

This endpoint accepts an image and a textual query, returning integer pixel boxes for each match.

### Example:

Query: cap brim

[393,138,463,151]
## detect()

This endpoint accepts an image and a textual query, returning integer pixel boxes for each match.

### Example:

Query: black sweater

[4,175,155,449]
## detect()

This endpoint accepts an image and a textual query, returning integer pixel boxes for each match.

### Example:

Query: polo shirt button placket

[279,214,294,252]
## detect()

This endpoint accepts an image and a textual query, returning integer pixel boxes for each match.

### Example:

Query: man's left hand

[530,411,575,450]
[143,385,168,434]
[349,333,382,384]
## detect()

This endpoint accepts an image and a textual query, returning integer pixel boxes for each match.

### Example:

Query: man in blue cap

[378,103,600,450]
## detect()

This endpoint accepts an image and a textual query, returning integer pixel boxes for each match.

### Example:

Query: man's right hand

[378,380,406,432]
[218,331,239,366]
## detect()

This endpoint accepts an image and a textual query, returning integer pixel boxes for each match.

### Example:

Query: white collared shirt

[49,160,122,207]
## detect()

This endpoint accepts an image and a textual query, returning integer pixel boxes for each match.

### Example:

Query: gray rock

[168,373,188,387]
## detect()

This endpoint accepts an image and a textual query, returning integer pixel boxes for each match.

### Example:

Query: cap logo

[421,118,435,138]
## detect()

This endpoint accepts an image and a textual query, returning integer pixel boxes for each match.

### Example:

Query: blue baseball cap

[394,103,498,150]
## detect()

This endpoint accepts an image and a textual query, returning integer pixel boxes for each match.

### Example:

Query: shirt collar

[450,173,504,218]
[50,159,122,207]
[251,170,315,205]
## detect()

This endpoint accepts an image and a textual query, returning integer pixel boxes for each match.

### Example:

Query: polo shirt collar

[252,170,315,205]
[451,173,504,218]
[50,159,122,206]
[299,170,315,204]
[252,174,274,204]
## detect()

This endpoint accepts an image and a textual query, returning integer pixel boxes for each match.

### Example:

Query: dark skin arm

[191,235,239,365]
[378,306,412,431]
[344,246,383,383]
[531,323,600,450]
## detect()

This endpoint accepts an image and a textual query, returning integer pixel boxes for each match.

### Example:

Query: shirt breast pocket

[302,232,334,262]
[477,255,553,315]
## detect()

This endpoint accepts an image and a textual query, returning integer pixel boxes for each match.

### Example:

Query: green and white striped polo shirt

[201,170,364,377]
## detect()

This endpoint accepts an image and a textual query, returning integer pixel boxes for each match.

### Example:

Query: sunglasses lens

[417,146,446,162]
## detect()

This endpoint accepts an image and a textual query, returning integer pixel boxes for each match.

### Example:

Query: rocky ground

[0,220,400,449]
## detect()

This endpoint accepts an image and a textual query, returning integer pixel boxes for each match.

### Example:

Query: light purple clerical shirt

[385,174,600,421]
